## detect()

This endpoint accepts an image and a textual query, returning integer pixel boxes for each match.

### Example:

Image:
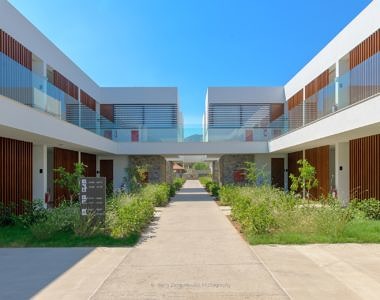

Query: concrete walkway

[92,180,288,299]
[2,180,380,299]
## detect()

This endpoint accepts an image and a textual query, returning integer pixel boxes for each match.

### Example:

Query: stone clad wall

[166,161,173,183]
[129,155,167,183]
[212,161,220,183]
[219,154,255,184]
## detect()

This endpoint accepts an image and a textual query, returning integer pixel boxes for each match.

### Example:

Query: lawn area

[249,220,380,245]
[0,179,186,247]
[219,185,380,245]
[0,225,139,247]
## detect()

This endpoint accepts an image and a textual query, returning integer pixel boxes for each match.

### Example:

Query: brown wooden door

[81,153,96,177]
[271,158,284,188]
[100,160,113,186]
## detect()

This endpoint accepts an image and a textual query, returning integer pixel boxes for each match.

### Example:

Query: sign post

[79,177,106,222]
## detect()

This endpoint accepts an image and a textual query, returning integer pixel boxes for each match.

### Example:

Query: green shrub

[30,202,79,240]
[225,185,356,239]
[350,198,380,220]
[169,184,176,197]
[72,212,102,237]
[0,202,17,227]
[106,183,171,238]
[219,185,238,206]
[193,162,209,170]
[199,176,212,186]
[210,182,220,197]
[203,180,220,197]
[141,184,171,207]
[173,178,185,191]
[107,195,154,238]
[18,199,47,227]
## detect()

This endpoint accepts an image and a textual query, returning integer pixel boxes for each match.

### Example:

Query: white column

[33,144,48,204]
[335,142,350,205]
[96,155,100,177]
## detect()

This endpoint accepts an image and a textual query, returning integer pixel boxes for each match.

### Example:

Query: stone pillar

[335,142,350,205]
[129,155,166,183]
[219,154,255,184]
[33,144,48,205]
[166,161,173,183]
[212,160,220,183]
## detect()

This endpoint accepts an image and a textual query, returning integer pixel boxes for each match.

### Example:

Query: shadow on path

[0,248,93,300]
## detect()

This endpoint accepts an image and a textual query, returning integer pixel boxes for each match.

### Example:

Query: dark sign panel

[79,177,106,221]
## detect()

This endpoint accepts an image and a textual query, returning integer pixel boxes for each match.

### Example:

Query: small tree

[192,162,209,171]
[289,159,318,199]
[244,162,269,186]
[124,164,150,192]
[54,162,86,204]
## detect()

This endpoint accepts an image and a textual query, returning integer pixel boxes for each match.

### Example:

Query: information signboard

[79,177,106,221]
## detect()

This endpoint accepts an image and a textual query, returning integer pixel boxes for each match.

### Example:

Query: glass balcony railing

[338,51,380,107]
[284,50,380,135]
[304,81,336,125]
[1,48,379,144]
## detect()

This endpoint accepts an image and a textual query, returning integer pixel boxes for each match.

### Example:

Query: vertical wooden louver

[350,134,380,200]
[270,104,284,122]
[100,104,114,122]
[288,151,303,189]
[349,30,380,70]
[0,30,33,106]
[287,89,303,130]
[305,146,330,198]
[0,30,32,70]
[305,69,330,98]
[80,90,97,130]
[53,70,78,100]
[80,90,96,111]
[304,68,335,123]
[349,30,380,104]
[288,151,303,174]
[0,137,33,214]
[53,147,79,206]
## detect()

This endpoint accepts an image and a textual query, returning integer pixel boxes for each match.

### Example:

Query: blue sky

[10,0,371,127]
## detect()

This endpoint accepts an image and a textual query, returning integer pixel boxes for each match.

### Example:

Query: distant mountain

[184,134,203,142]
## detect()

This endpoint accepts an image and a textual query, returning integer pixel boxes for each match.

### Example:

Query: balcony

[1,49,379,145]
[285,51,380,134]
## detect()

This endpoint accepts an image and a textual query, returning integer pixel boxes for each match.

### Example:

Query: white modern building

[0,0,379,211]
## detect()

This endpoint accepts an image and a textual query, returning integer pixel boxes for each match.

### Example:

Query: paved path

[92,180,288,299]
[2,180,380,299]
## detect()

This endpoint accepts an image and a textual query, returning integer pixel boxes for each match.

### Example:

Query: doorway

[271,158,284,188]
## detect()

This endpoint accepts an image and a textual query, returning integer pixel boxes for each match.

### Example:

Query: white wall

[117,141,269,155]
[207,87,285,104]
[32,144,47,201]
[0,95,118,154]
[254,154,271,184]
[113,156,129,190]
[100,87,178,104]
[284,1,380,98]
[335,142,350,205]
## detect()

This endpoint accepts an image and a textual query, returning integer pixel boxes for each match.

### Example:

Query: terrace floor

[1,180,380,299]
